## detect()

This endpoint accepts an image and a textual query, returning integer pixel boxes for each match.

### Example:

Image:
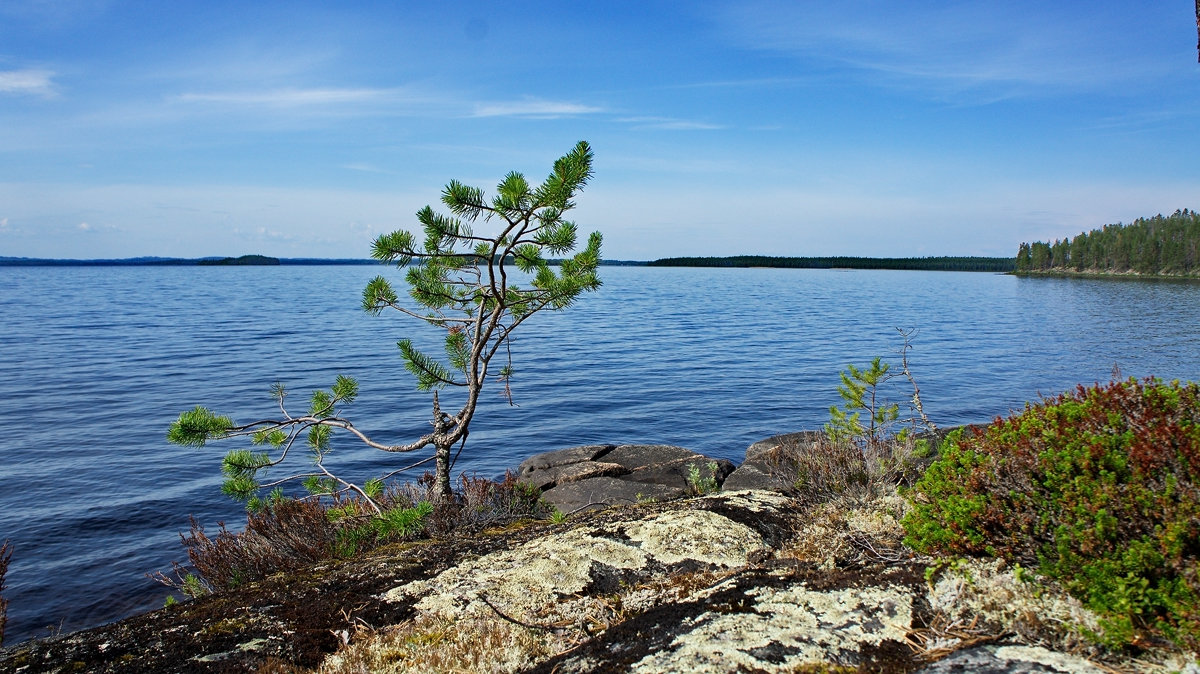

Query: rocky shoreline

[1,433,1194,673]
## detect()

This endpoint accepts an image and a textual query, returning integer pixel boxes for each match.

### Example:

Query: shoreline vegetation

[1015,208,1200,277]
[648,255,1015,271]
[6,379,1199,671]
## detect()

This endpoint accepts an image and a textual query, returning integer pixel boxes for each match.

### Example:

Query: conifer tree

[169,141,602,504]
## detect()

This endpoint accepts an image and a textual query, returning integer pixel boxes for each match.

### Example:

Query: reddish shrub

[903,378,1200,649]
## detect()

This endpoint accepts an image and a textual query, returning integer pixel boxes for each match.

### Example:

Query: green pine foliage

[1015,208,1200,276]
[826,357,902,448]
[169,142,603,510]
[167,407,234,446]
[902,378,1200,650]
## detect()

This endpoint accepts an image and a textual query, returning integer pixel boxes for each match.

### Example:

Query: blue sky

[1,1,1197,260]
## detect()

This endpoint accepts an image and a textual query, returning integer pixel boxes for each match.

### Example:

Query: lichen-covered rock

[383,493,777,628]
[529,564,927,673]
[912,644,1108,673]
[7,479,1186,674]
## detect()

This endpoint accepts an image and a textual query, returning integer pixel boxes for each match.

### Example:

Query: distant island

[0,256,649,267]
[648,255,1015,272]
[0,256,379,267]
[1016,208,1200,277]
[196,255,280,266]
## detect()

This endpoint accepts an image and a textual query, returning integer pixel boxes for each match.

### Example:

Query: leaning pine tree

[168,141,602,507]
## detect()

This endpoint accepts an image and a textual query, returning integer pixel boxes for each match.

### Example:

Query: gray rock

[721,463,791,492]
[624,456,735,491]
[540,476,683,513]
[517,444,614,475]
[915,644,1106,673]
[744,430,824,462]
[603,444,703,470]
[521,460,629,492]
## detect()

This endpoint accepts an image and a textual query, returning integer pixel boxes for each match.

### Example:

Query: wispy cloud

[340,163,393,174]
[0,69,57,97]
[76,221,120,233]
[174,87,393,107]
[616,116,722,131]
[1086,107,1200,133]
[471,98,603,118]
[714,2,1168,100]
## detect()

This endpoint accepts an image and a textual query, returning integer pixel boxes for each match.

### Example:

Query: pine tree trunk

[434,442,453,497]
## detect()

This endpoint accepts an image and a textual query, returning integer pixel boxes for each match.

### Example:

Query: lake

[1,264,1199,644]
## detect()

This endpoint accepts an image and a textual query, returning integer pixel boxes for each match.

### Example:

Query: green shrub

[902,378,1200,650]
[686,461,720,495]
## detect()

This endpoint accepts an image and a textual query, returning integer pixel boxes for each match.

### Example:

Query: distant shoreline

[0,256,651,267]
[649,255,1015,272]
[1011,269,1200,281]
[0,256,377,267]
[0,255,1016,271]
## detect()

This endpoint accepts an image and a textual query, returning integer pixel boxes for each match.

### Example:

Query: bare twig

[896,327,937,433]
[478,593,578,635]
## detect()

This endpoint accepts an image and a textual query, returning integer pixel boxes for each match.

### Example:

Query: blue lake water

[1,264,1199,644]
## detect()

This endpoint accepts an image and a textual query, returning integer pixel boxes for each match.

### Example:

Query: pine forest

[1016,209,1200,276]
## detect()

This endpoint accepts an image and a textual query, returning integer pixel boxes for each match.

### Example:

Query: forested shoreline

[648,255,1014,272]
[1016,209,1200,276]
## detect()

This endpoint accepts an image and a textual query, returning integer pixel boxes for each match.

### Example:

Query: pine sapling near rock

[168,142,603,510]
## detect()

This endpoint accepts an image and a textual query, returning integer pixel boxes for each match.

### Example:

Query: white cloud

[0,217,9,230]
[77,222,91,231]
[0,69,56,96]
[471,99,603,118]
[174,87,392,107]
[616,116,723,131]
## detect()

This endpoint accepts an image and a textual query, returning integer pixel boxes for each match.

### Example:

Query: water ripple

[1,265,1198,642]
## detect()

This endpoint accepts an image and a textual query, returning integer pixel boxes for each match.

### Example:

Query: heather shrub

[903,378,1200,650]
[162,471,547,595]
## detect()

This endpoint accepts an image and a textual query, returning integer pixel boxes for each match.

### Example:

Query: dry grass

[762,432,929,508]
[780,493,911,570]
[313,615,569,674]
